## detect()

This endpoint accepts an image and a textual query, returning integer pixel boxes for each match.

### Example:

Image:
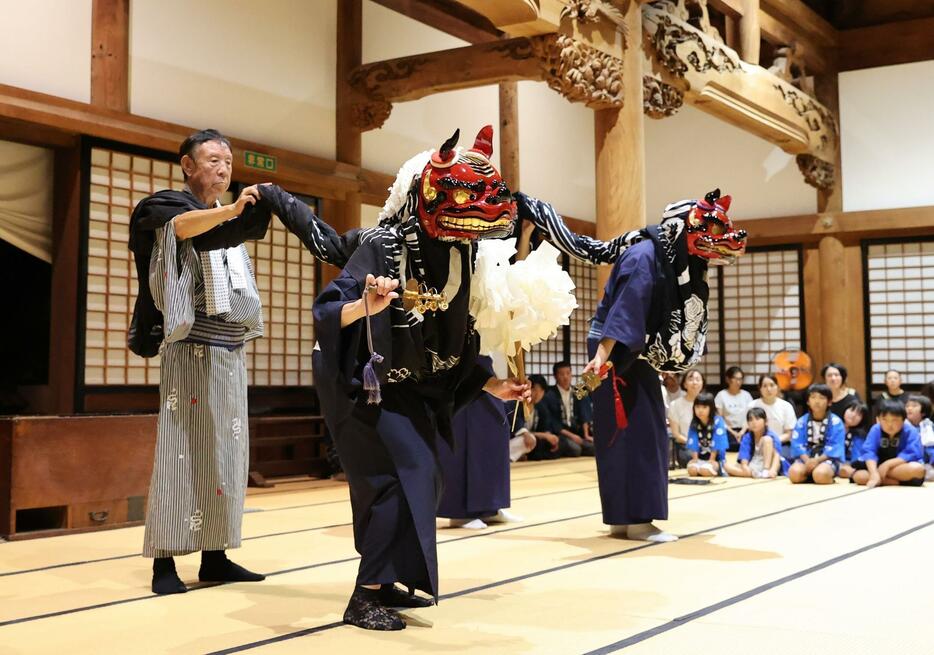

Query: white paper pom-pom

[470,239,578,373]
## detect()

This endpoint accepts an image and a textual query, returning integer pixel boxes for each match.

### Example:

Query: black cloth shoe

[343,586,406,631]
[378,584,434,608]
[198,550,266,582]
[152,557,187,595]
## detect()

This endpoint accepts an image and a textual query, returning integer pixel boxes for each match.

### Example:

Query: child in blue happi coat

[686,392,729,477]
[905,395,934,481]
[725,407,787,478]
[852,400,925,487]
[788,384,845,485]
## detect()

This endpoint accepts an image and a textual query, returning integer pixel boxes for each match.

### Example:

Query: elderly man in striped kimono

[128,129,273,595]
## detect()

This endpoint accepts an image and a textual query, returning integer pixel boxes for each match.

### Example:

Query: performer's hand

[583,354,605,377]
[484,376,532,402]
[233,184,261,214]
[364,274,400,314]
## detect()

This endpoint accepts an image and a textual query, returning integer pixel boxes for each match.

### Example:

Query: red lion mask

[685,189,747,264]
[417,126,516,241]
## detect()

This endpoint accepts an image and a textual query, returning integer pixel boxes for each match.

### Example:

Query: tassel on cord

[361,283,384,405]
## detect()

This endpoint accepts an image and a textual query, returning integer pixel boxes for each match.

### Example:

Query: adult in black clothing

[873,369,908,417]
[516,375,568,460]
[821,362,862,420]
[546,361,595,456]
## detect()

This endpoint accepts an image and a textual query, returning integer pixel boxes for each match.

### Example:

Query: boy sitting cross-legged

[852,400,925,488]
[788,384,845,485]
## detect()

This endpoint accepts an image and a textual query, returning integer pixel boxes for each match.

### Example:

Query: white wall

[645,105,817,221]
[840,60,934,212]
[0,0,91,103]
[130,0,336,159]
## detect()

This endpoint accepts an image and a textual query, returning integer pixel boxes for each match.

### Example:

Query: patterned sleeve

[790,416,808,459]
[514,192,644,264]
[150,219,195,343]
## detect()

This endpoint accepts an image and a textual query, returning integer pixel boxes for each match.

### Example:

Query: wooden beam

[709,0,744,18]
[760,0,838,47]
[814,73,842,212]
[328,0,364,288]
[741,204,934,246]
[595,0,645,291]
[49,146,82,415]
[0,116,77,149]
[498,82,520,190]
[0,83,360,201]
[90,0,129,112]
[838,16,934,71]
[757,10,836,73]
[369,0,501,44]
[739,0,760,65]
[349,37,547,105]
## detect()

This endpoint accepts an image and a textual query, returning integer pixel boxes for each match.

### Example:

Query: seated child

[686,392,728,477]
[838,401,869,480]
[905,395,934,481]
[852,400,925,487]
[725,407,786,478]
[788,384,845,485]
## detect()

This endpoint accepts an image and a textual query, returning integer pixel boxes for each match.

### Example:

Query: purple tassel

[362,351,384,405]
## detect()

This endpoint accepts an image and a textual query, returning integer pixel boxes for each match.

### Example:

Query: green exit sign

[244,150,277,172]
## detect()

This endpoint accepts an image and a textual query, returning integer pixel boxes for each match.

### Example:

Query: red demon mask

[684,189,747,264]
[417,126,516,241]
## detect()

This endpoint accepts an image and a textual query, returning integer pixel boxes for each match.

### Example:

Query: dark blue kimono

[587,240,669,525]
[437,388,511,520]
[312,232,490,599]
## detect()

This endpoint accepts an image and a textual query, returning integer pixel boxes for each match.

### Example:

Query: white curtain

[0,140,53,263]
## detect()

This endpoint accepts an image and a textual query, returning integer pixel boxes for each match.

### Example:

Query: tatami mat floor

[2,458,932,654]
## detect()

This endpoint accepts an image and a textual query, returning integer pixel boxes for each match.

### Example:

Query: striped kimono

[141,218,263,558]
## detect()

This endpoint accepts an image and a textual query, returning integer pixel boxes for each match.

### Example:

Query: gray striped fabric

[142,219,261,558]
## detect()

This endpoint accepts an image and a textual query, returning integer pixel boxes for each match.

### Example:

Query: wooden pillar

[739,0,760,65]
[813,74,864,395]
[814,74,843,213]
[48,146,82,414]
[90,0,130,112]
[329,0,364,289]
[817,232,866,396]
[498,82,520,189]
[594,0,645,291]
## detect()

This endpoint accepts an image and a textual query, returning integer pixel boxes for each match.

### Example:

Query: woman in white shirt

[749,373,798,459]
[668,369,705,467]
[715,366,753,450]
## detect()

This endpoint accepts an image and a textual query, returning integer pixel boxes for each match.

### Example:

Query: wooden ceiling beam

[838,16,934,71]
[0,83,361,200]
[758,10,837,73]
[349,36,547,105]
[369,0,501,44]
[742,204,934,245]
[760,0,837,47]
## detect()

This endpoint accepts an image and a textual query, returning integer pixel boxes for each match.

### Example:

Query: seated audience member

[873,369,907,417]
[686,392,728,477]
[838,401,870,480]
[668,369,705,468]
[749,374,797,460]
[788,384,845,485]
[516,375,572,460]
[905,394,934,482]
[851,400,925,488]
[821,362,862,420]
[662,373,684,406]
[725,408,786,478]
[715,366,753,451]
[547,361,595,457]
